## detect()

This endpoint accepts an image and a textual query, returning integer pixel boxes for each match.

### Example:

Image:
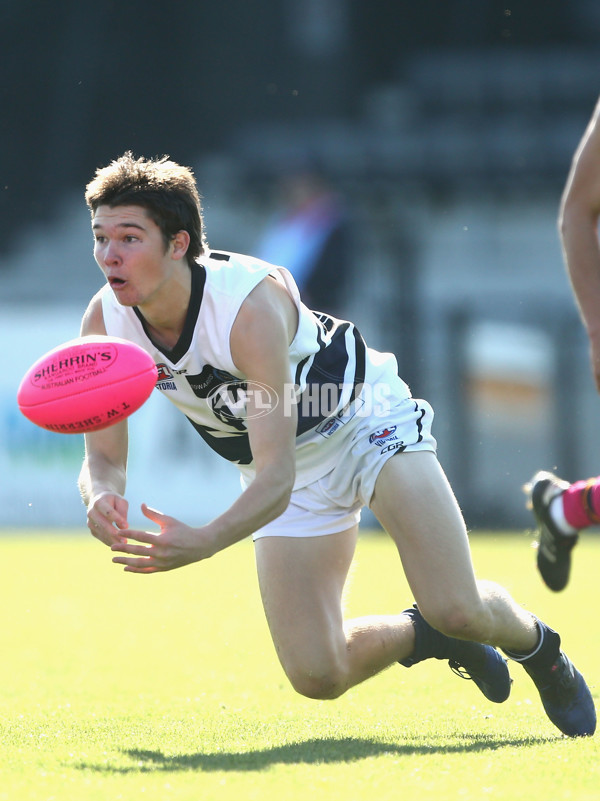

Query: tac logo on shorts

[368,425,397,445]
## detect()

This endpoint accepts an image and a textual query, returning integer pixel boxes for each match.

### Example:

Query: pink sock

[562,477,600,530]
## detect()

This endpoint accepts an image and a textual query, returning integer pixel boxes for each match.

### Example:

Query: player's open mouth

[108,277,127,289]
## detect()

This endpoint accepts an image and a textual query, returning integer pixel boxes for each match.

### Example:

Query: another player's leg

[371,451,596,736]
[526,471,600,591]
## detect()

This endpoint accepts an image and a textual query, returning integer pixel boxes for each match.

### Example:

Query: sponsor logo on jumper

[315,397,366,438]
[155,363,177,391]
[316,417,343,438]
[369,425,397,445]
[186,366,240,398]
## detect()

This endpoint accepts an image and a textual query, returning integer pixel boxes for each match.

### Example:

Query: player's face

[92,204,183,308]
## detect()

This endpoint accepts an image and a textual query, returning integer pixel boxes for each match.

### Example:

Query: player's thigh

[370,451,483,628]
[254,526,358,675]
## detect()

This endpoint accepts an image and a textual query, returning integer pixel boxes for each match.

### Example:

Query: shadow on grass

[78,734,553,774]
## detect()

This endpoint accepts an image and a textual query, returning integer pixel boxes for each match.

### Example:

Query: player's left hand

[110,503,217,573]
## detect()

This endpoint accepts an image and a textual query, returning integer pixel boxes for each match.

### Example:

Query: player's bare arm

[212,274,299,541]
[78,293,130,545]
[559,98,600,390]
[110,276,298,573]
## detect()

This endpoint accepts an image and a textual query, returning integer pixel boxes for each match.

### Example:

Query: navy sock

[503,619,561,671]
[400,604,484,667]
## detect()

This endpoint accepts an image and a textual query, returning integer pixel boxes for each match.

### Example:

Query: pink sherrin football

[17,335,158,433]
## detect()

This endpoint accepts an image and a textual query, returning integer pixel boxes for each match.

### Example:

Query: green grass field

[1,528,598,801]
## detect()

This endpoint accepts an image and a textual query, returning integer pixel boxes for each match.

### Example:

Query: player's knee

[424,603,489,643]
[287,667,346,700]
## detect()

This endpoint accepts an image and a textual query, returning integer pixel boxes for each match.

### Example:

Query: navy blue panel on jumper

[186,417,253,464]
[296,317,367,435]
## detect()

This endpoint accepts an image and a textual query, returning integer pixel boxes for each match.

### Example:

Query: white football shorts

[252,396,436,539]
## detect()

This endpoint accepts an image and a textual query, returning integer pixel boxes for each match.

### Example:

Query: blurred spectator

[256,165,352,317]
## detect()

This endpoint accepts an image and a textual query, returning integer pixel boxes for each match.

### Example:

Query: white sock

[549,496,578,536]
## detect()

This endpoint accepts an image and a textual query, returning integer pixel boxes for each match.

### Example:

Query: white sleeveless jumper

[100,249,410,488]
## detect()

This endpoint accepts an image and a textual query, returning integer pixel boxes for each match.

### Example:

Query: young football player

[79,152,595,737]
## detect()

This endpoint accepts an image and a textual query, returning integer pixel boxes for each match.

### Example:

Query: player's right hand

[86,491,129,546]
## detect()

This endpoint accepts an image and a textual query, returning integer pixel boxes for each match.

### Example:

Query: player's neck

[137,270,192,350]
[141,315,185,351]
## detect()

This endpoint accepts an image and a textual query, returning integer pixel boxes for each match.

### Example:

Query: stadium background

[2,0,600,529]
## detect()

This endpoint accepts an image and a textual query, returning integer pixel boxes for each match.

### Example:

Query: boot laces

[449,659,475,681]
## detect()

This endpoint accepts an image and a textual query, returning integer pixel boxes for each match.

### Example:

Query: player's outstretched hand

[87,492,129,547]
[110,503,216,573]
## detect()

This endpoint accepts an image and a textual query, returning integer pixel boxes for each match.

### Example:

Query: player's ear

[171,229,190,260]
